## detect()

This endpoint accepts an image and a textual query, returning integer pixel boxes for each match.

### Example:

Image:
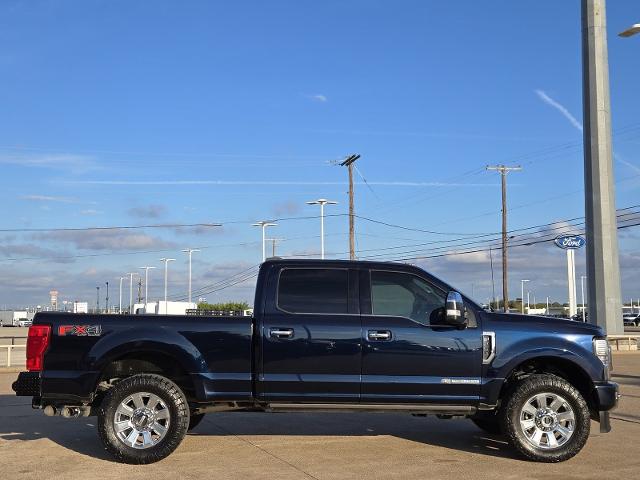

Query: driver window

[371,270,446,325]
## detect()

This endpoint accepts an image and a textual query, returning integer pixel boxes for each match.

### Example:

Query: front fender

[481,334,604,406]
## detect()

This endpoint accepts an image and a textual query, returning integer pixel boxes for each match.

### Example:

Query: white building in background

[73,301,88,314]
[130,301,195,315]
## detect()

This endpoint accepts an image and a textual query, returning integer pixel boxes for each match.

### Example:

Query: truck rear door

[257,266,361,403]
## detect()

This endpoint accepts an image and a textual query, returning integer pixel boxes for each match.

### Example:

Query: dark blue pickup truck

[13,259,618,464]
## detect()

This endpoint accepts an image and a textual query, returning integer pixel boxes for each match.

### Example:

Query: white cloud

[0,153,96,173]
[21,194,78,203]
[535,89,583,132]
[310,94,327,102]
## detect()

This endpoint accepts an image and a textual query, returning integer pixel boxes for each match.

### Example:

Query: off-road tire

[97,374,189,464]
[502,374,590,462]
[188,413,205,431]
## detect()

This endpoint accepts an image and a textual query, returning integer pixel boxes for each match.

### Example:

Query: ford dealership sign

[554,235,586,250]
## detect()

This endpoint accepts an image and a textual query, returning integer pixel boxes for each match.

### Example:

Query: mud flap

[599,411,611,433]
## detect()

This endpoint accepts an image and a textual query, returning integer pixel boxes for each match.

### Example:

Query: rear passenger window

[278,268,349,314]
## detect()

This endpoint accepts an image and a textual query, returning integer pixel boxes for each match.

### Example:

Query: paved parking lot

[1,354,639,480]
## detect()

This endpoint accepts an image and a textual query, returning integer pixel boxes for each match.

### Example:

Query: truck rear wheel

[97,374,189,464]
[502,374,590,462]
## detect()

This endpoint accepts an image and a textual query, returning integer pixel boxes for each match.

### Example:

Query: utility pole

[487,165,522,312]
[252,221,277,262]
[137,278,143,304]
[582,0,623,334]
[182,248,200,304]
[139,266,156,313]
[127,272,138,314]
[266,238,285,257]
[306,199,338,259]
[96,286,100,314]
[118,277,125,314]
[489,247,497,310]
[160,258,175,314]
[105,281,109,313]
[339,154,360,260]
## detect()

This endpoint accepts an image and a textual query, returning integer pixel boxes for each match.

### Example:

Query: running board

[266,403,476,415]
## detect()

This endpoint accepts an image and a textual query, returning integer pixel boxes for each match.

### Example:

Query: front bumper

[594,381,619,411]
[12,371,41,397]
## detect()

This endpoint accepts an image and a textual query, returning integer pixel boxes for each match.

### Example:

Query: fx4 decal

[58,325,102,337]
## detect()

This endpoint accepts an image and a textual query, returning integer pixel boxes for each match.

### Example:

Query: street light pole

[96,286,100,314]
[182,249,200,304]
[118,277,125,314]
[306,199,338,259]
[127,273,138,314]
[139,266,156,313]
[520,279,530,314]
[252,221,277,262]
[160,258,175,314]
[581,0,623,334]
[105,281,109,313]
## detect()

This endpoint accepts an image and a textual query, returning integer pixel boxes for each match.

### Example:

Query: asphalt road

[1,354,639,480]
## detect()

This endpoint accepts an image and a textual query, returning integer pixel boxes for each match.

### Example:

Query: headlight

[593,338,612,370]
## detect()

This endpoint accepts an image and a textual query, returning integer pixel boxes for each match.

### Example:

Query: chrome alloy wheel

[114,392,171,449]
[519,392,575,450]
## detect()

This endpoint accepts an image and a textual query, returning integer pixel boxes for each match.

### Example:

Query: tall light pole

[581,0,622,334]
[580,275,587,322]
[96,286,100,313]
[252,221,277,262]
[182,248,200,304]
[105,281,109,313]
[139,266,156,312]
[520,279,530,314]
[160,258,175,314]
[306,199,338,259]
[118,277,125,314]
[487,165,522,312]
[127,272,138,314]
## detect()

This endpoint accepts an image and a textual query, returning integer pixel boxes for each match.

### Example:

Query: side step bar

[266,403,476,415]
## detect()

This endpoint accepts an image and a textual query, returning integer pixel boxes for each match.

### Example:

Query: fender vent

[482,332,496,364]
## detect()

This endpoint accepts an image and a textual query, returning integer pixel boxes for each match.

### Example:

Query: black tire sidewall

[98,374,189,464]
[502,374,590,462]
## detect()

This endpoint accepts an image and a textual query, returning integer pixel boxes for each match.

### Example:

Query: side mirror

[446,291,467,328]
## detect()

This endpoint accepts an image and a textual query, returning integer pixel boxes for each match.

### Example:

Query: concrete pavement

[0,354,639,479]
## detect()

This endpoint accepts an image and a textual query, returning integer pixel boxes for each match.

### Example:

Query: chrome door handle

[368,330,392,341]
[270,328,294,339]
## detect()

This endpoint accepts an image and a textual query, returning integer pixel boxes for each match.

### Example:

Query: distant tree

[197,301,250,312]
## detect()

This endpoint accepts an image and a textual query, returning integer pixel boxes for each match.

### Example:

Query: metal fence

[0,336,27,367]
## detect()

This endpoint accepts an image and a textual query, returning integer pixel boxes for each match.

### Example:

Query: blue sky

[0,0,639,308]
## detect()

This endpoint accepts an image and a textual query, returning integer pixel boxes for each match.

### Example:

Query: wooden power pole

[486,165,522,312]
[340,154,360,260]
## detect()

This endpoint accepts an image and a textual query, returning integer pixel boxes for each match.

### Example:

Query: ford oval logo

[554,235,586,250]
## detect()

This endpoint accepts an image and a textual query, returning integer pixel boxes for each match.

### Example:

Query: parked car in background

[16,318,32,327]
[623,313,640,327]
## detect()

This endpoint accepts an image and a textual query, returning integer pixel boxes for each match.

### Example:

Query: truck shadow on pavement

[0,396,519,462]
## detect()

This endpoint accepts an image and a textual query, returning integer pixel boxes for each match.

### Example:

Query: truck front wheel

[97,374,190,464]
[502,374,590,462]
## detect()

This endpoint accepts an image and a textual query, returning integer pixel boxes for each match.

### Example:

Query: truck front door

[259,266,361,403]
[360,269,482,406]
